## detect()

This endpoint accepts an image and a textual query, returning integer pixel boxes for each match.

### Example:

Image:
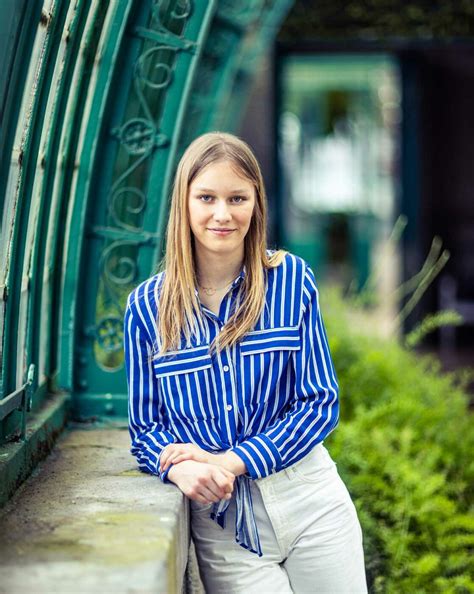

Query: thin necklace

[197,270,242,296]
[198,279,234,296]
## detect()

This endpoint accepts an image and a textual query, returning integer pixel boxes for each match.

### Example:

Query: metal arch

[0,0,295,432]
[0,0,77,441]
[57,0,133,393]
[71,1,217,412]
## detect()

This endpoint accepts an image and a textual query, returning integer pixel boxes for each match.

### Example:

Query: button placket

[221,357,238,419]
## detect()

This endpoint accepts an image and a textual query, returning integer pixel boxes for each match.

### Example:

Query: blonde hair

[157,131,286,356]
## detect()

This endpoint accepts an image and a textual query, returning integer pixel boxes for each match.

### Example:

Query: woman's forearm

[211,451,247,476]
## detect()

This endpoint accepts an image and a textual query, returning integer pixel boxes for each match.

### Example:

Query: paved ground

[0,427,189,594]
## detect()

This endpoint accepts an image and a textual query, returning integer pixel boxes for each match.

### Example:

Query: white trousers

[190,444,367,594]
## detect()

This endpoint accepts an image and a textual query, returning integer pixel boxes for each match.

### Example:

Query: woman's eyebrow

[194,187,250,194]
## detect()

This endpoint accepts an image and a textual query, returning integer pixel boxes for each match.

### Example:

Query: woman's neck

[194,251,244,287]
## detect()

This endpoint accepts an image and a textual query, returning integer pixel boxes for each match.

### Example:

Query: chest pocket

[240,326,301,355]
[153,344,212,377]
[239,326,301,407]
[153,345,215,423]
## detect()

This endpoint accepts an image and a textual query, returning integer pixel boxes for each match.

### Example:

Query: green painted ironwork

[220,0,295,132]
[58,0,134,402]
[0,0,294,444]
[70,1,216,418]
[0,0,100,442]
[36,0,94,396]
[0,1,42,217]
[0,0,80,442]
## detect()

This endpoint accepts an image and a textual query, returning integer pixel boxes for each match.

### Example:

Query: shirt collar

[232,265,246,287]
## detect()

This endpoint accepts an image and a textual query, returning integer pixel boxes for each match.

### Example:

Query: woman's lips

[208,229,235,236]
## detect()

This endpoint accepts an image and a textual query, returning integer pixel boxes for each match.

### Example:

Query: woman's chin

[195,240,244,257]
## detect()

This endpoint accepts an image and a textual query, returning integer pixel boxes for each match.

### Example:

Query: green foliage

[405,310,463,348]
[322,291,474,593]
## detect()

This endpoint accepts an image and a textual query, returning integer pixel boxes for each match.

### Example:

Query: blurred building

[240,0,474,367]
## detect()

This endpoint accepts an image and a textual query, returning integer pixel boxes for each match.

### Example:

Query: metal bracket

[88,226,159,244]
[133,26,197,53]
[0,364,35,440]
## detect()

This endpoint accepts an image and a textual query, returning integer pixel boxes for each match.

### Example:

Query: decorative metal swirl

[114,118,156,155]
[152,0,192,21]
[96,316,124,352]
[93,1,194,366]
[171,0,192,19]
[101,241,139,286]
[135,47,175,90]
[108,187,147,231]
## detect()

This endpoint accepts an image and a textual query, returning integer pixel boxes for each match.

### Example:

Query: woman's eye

[231,196,246,203]
[199,195,213,202]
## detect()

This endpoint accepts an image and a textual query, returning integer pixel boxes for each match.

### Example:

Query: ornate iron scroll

[91,1,195,370]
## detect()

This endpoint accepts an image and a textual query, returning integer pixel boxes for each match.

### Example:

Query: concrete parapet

[0,427,194,593]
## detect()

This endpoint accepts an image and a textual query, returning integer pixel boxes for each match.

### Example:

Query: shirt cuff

[159,463,173,483]
[231,434,282,479]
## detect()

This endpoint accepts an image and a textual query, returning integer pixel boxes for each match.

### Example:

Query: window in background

[279,54,401,314]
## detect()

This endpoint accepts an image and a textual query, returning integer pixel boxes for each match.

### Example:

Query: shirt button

[223,365,229,372]
[226,404,233,411]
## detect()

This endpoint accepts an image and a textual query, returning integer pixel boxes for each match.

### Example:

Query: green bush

[323,292,474,593]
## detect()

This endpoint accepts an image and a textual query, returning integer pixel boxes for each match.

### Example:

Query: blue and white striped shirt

[124,251,339,556]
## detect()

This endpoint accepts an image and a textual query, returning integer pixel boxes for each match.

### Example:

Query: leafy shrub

[322,291,474,593]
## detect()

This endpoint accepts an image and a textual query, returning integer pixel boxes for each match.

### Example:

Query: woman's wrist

[211,451,247,476]
[166,464,178,484]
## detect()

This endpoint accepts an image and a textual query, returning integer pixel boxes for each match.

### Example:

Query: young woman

[124,132,367,593]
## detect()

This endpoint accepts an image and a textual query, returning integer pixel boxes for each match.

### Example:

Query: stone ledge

[0,428,189,594]
[0,392,69,507]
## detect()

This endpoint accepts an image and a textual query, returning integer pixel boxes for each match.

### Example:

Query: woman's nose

[213,200,231,222]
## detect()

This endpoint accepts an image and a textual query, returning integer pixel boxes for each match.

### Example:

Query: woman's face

[188,160,256,262]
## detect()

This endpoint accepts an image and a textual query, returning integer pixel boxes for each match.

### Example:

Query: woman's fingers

[160,444,178,470]
[163,452,181,470]
[198,476,225,503]
[161,444,211,472]
[197,485,221,504]
[216,466,236,484]
[208,468,234,500]
[159,451,173,472]
[212,469,234,496]
[171,460,237,504]
[168,453,196,466]
[159,445,242,492]
[194,468,233,502]
[161,445,192,471]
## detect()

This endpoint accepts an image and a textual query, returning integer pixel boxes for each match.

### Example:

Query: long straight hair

[157,132,286,356]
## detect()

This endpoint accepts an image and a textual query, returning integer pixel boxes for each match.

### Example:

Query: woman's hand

[160,444,248,478]
[168,460,235,504]
[160,443,212,473]
[209,450,247,476]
